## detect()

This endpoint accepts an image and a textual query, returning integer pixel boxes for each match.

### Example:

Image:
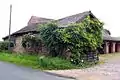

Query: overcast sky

[0,0,120,40]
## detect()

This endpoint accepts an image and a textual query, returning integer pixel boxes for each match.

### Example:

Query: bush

[0,41,14,51]
[22,33,42,54]
[0,41,9,50]
[38,56,76,70]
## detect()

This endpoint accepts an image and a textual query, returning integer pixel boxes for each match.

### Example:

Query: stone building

[103,29,120,53]
[3,11,120,53]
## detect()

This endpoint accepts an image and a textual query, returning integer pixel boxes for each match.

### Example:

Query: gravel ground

[47,55,120,80]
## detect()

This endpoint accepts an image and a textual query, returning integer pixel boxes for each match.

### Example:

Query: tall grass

[0,52,77,70]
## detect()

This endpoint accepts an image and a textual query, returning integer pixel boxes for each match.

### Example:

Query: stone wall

[13,36,25,53]
[13,35,48,54]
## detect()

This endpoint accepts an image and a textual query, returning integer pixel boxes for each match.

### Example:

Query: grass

[0,52,77,70]
[38,56,77,70]
[0,52,39,67]
[0,51,101,70]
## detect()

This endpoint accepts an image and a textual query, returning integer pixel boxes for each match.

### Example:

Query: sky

[0,0,120,41]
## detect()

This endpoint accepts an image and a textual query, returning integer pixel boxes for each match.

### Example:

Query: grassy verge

[0,52,99,70]
[0,52,78,70]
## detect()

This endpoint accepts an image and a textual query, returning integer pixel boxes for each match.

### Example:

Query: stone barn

[3,11,120,54]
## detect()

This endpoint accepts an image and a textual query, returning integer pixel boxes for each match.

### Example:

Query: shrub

[22,33,42,54]
[39,23,65,57]
[0,41,14,51]
[38,56,76,70]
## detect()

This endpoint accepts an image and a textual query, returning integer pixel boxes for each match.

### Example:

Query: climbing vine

[57,16,103,64]
[24,16,103,65]
[22,33,42,53]
[39,23,67,56]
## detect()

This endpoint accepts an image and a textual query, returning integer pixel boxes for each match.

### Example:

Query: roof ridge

[30,16,54,20]
[57,11,90,21]
[27,16,54,26]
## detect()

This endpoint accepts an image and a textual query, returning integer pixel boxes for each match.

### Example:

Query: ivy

[39,23,67,57]
[22,33,42,53]
[26,15,103,65]
[57,16,103,64]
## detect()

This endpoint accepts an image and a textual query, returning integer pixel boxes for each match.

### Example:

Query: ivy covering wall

[57,16,103,64]
[22,16,103,65]
[22,33,42,53]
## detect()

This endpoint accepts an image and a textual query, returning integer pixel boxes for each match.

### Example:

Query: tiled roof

[16,11,92,35]
[16,16,54,34]
[3,17,54,39]
[103,36,120,41]
[12,25,37,35]
[3,11,120,41]
[28,16,54,25]
[103,29,111,37]
[103,29,120,41]
[3,11,92,39]
[57,11,91,27]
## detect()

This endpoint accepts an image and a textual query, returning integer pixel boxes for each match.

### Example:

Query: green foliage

[0,41,14,51]
[57,16,103,64]
[39,16,103,65]
[39,23,67,57]
[38,56,76,70]
[0,52,39,67]
[22,33,42,53]
[0,52,78,70]
[22,33,41,48]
